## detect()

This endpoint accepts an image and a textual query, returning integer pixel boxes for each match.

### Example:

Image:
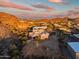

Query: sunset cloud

[0,0,33,11]
[32,3,54,11]
[48,0,69,5]
[49,0,62,3]
[63,10,79,18]
[74,7,79,10]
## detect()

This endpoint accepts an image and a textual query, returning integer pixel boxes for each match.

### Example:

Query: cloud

[63,10,79,18]
[49,0,62,3]
[0,0,33,11]
[48,0,69,5]
[74,7,79,10]
[32,3,54,11]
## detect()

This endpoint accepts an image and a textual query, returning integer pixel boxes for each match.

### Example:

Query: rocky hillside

[0,12,78,35]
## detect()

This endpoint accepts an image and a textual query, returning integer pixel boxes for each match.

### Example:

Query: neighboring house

[40,32,49,40]
[33,26,47,31]
[28,26,49,40]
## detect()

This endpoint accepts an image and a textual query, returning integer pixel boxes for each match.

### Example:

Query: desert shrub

[22,41,52,59]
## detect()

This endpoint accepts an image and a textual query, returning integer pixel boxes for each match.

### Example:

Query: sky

[0,0,79,19]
